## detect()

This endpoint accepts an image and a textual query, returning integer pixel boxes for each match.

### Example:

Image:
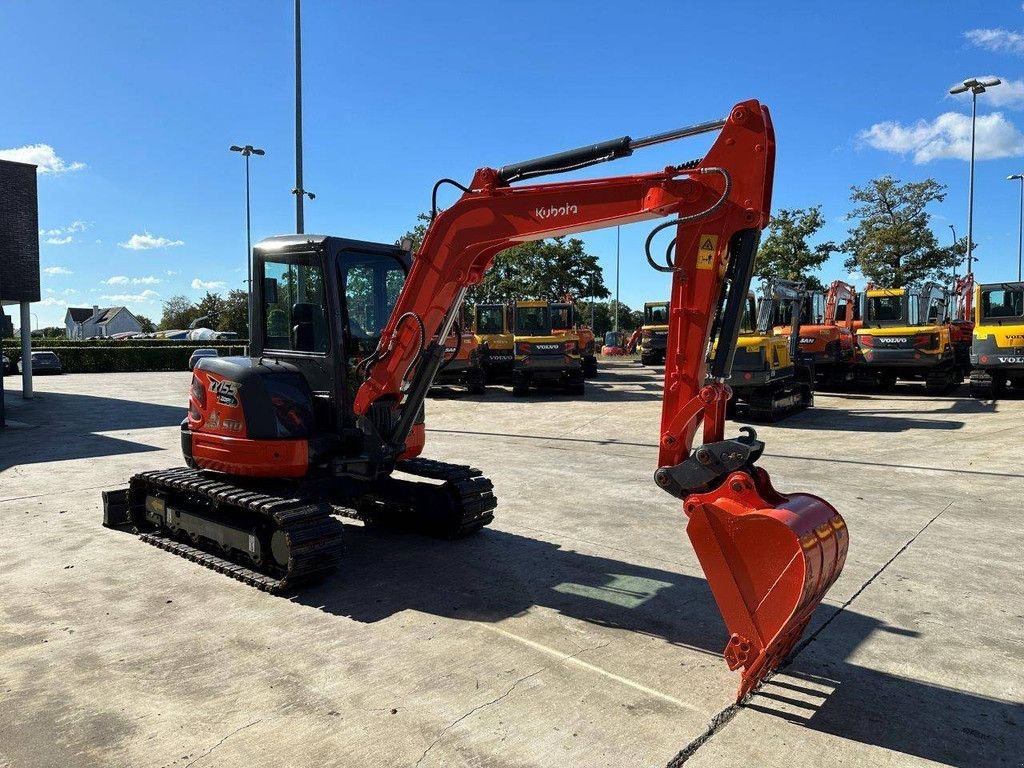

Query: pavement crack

[184,719,261,768]
[664,501,955,766]
[414,669,543,767]
[783,499,955,664]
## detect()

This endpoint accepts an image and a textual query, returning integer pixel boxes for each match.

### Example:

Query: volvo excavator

[102,101,846,701]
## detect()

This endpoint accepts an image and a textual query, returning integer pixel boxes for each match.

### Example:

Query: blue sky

[7,1,1024,328]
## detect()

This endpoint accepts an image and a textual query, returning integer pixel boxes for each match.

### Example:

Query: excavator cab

[473,303,514,381]
[723,281,814,420]
[512,300,585,396]
[858,285,962,392]
[638,301,670,365]
[969,281,1024,398]
[551,302,598,377]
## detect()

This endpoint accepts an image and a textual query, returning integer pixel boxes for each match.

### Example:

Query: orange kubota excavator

[102,101,846,700]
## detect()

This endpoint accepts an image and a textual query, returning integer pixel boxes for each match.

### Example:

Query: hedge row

[3,345,247,374]
[2,338,247,348]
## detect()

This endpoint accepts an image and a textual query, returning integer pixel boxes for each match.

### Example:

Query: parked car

[21,351,63,375]
[189,348,219,370]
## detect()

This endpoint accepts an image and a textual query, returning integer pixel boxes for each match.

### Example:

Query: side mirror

[264,277,279,305]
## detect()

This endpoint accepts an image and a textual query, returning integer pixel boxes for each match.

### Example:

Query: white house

[65,306,143,339]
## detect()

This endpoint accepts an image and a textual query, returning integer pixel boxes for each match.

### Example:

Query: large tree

[217,289,249,338]
[135,315,156,333]
[159,295,201,331]
[842,176,957,287]
[755,206,834,290]
[399,213,610,304]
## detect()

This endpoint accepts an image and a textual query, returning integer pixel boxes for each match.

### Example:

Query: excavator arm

[825,279,857,328]
[355,100,846,700]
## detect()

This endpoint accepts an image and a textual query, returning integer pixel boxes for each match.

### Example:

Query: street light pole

[613,226,621,334]
[291,0,316,232]
[949,77,1001,277]
[949,224,958,281]
[1009,174,1024,281]
[230,144,265,342]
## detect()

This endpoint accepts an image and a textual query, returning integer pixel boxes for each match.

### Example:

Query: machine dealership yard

[1,363,1020,767]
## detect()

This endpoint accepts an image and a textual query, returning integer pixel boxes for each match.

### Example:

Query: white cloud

[43,266,73,275]
[119,231,184,250]
[39,297,68,307]
[965,28,1024,54]
[859,111,1024,163]
[100,289,161,303]
[100,275,160,286]
[166,270,178,276]
[191,278,226,290]
[62,288,78,296]
[0,144,85,174]
[948,76,1024,109]
[39,220,89,245]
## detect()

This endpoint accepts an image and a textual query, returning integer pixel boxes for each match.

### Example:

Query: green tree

[579,299,640,337]
[135,315,156,333]
[755,206,834,290]
[194,292,227,328]
[842,177,957,287]
[217,289,249,338]
[159,295,200,330]
[400,213,611,305]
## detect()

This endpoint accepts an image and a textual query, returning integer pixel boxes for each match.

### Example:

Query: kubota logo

[535,203,579,220]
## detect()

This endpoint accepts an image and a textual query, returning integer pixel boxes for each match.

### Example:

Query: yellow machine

[551,301,598,377]
[969,281,1024,398]
[637,301,670,366]
[722,282,813,421]
[473,303,513,381]
[856,284,962,393]
[512,300,585,396]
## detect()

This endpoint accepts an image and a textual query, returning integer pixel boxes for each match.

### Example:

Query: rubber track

[128,467,345,594]
[125,457,496,592]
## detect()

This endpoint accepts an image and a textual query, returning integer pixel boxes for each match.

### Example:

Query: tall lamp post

[949,224,959,280]
[1009,174,1024,281]
[229,144,265,342]
[613,226,621,334]
[292,0,316,232]
[949,77,1001,276]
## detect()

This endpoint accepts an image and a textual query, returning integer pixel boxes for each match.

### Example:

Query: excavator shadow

[748,614,1023,767]
[297,527,1022,766]
[775,405,967,433]
[0,389,183,471]
[300,526,726,648]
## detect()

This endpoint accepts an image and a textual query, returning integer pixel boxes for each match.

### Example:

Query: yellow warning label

[696,234,718,270]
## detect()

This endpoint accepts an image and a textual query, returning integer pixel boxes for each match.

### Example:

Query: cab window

[341,252,407,356]
[516,305,550,335]
[867,295,903,324]
[551,306,572,331]
[263,257,328,353]
[476,306,505,335]
[982,288,1024,319]
[645,303,669,325]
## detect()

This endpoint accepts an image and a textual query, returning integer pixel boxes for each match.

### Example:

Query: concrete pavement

[1,363,1021,767]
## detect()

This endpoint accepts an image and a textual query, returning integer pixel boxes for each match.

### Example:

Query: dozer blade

[684,467,847,701]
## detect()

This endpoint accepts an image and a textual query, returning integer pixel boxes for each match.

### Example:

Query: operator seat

[292,302,326,352]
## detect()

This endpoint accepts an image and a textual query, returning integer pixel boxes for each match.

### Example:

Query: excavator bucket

[684,467,848,700]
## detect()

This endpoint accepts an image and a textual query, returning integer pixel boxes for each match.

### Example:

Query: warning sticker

[696,234,718,270]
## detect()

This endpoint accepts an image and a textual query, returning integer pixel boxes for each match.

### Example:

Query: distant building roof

[66,306,130,324]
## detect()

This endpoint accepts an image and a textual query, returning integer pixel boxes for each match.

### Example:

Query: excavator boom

[355,100,847,699]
